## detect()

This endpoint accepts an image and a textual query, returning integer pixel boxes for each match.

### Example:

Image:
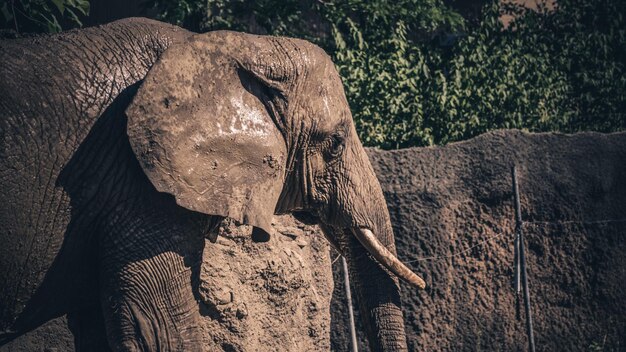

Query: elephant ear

[126,32,288,237]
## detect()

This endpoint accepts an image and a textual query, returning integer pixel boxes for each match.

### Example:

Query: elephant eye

[326,133,345,159]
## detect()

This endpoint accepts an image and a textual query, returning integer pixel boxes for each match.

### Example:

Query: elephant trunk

[324,138,425,351]
[339,224,410,351]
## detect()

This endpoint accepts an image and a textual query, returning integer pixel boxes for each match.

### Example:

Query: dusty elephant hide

[198,216,332,351]
[1,17,416,351]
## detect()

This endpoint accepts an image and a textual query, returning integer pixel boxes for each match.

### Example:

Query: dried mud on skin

[4,130,626,351]
[197,216,332,352]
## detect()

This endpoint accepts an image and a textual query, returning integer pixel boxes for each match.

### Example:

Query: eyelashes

[308,120,349,161]
[325,132,345,160]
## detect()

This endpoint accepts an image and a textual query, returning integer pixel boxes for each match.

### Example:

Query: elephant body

[0,18,424,351]
[0,18,194,346]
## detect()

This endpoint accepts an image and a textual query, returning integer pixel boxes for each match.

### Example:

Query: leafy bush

[426,0,626,145]
[321,0,626,148]
[0,0,89,33]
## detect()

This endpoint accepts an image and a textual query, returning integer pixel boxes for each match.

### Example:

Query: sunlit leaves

[334,0,626,148]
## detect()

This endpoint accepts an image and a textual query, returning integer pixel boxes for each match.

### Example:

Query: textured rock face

[4,130,626,351]
[332,130,626,351]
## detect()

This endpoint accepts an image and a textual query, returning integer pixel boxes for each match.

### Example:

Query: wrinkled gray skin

[0,18,423,351]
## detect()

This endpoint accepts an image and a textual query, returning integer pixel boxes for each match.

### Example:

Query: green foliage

[147,0,626,149]
[148,0,463,41]
[331,0,626,147]
[0,0,89,33]
[148,0,310,38]
[428,0,626,145]
[323,1,464,148]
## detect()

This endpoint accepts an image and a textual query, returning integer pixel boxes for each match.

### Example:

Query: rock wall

[4,130,626,351]
[331,130,626,351]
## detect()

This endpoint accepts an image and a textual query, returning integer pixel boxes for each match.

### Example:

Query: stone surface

[331,130,626,351]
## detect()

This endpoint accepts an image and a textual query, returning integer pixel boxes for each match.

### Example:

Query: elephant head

[126,31,425,351]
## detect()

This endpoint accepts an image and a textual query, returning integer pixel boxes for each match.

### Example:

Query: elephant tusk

[352,228,426,289]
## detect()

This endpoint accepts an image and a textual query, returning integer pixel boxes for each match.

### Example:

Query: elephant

[0,17,425,351]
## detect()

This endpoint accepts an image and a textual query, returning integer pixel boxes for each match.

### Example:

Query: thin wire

[524,218,626,226]
[403,217,626,264]
[404,230,507,263]
[331,253,342,265]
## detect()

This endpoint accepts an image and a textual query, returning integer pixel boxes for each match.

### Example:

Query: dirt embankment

[4,130,626,351]
[198,216,332,351]
[331,130,626,351]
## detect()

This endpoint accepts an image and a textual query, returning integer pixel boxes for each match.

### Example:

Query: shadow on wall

[332,129,626,351]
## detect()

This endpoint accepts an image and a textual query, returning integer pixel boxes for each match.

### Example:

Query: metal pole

[512,167,521,294]
[519,225,536,352]
[342,256,359,352]
[511,166,536,352]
